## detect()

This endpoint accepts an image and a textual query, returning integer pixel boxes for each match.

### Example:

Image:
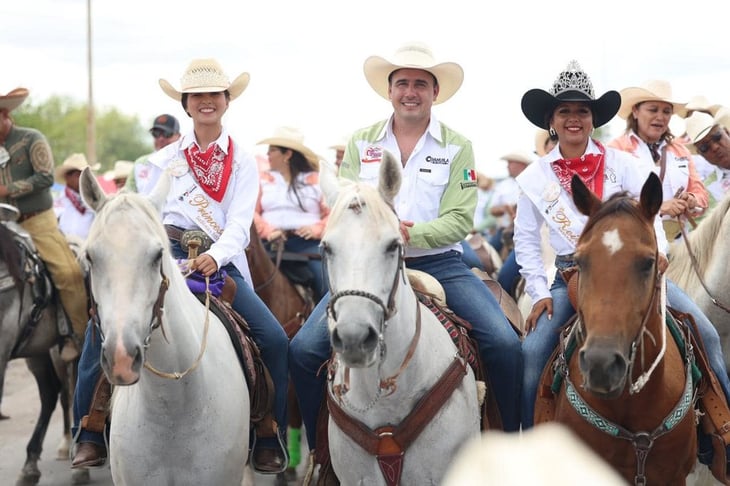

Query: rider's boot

[71,373,111,468]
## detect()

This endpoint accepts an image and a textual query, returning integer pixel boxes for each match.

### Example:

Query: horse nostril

[363,327,379,351]
[331,329,343,352]
[133,345,143,369]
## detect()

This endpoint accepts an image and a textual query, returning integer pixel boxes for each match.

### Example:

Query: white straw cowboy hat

[500,150,534,165]
[159,58,250,102]
[363,41,464,105]
[534,129,552,157]
[684,108,730,146]
[521,60,620,130]
[685,95,722,117]
[55,153,100,181]
[617,80,687,119]
[111,160,134,181]
[257,126,320,170]
[0,87,29,112]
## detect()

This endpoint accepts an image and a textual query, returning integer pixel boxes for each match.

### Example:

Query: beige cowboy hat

[111,160,134,181]
[534,129,552,157]
[363,41,464,105]
[257,126,320,170]
[159,58,250,102]
[685,95,722,117]
[685,108,730,145]
[0,87,29,112]
[55,153,100,181]
[617,80,687,119]
[500,150,534,165]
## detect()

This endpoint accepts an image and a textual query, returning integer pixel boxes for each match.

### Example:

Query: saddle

[534,308,730,485]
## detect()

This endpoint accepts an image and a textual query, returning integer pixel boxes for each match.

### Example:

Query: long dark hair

[274,146,316,211]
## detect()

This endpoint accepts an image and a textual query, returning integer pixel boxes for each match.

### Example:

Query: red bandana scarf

[64,186,87,215]
[184,136,234,202]
[551,140,606,199]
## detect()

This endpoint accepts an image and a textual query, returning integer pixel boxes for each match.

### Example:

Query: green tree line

[12,95,153,174]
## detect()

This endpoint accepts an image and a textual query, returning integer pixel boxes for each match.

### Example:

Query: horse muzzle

[331,320,380,368]
[101,335,143,386]
[578,340,628,398]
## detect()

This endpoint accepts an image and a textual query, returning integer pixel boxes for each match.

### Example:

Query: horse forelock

[326,183,399,234]
[668,193,730,290]
[86,192,168,252]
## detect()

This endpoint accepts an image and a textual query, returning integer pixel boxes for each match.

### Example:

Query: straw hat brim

[618,87,687,119]
[159,72,251,102]
[363,56,464,105]
[521,89,620,130]
[0,88,29,112]
[258,137,320,170]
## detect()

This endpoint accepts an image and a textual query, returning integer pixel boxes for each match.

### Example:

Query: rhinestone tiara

[549,60,595,99]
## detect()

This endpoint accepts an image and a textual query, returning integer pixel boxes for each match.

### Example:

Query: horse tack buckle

[375,427,405,486]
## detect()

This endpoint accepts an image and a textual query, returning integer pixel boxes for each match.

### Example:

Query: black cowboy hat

[521,60,620,130]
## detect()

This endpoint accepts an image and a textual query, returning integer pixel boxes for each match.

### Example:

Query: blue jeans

[283,235,327,300]
[488,227,504,253]
[289,250,523,449]
[72,322,105,446]
[73,241,290,449]
[497,249,521,296]
[520,260,730,429]
[459,239,485,271]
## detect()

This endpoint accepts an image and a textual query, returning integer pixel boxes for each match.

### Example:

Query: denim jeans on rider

[72,240,290,450]
[282,235,327,300]
[72,321,105,446]
[289,250,523,449]
[497,249,521,297]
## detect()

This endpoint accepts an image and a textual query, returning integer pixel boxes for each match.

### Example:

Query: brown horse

[539,173,699,485]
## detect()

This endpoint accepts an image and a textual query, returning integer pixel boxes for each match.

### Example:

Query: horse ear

[319,160,342,207]
[80,167,107,212]
[639,172,663,221]
[378,150,402,204]
[147,170,172,213]
[571,174,601,217]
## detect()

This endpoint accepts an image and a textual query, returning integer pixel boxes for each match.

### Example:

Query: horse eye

[386,239,400,253]
[638,257,655,275]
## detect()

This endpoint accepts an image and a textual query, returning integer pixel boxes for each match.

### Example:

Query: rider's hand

[400,220,414,244]
[191,254,218,277]
[267,229,286,242]
[525,297,553,334]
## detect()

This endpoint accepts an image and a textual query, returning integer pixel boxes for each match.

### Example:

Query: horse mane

[84,191,169,254]
[668,193,730,290]
[0,224,24,292]
[325,182,399,231]
[581,190,653,241]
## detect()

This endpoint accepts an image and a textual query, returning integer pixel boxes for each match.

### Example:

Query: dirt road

[0,360,307,486]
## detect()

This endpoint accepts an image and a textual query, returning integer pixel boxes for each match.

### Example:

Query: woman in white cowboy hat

[608,80,708,241]
[71,59,290,474]
[515,62,730,433]
[255,126,328,301]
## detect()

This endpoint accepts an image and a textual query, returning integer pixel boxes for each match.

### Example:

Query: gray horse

[0,204,77,486]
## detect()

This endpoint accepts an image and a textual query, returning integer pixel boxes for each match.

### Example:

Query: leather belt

[164,224,185,242]
[18,210,44,223]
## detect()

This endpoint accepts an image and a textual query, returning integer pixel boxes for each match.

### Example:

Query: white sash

[520,163,587,247]
[171,169,226,242]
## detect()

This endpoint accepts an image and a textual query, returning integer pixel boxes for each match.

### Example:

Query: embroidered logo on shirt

[460,169,478,189]
[426,156,449,165]
[362,145,383,164]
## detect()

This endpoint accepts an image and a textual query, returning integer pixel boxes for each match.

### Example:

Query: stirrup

[250,427,289,474]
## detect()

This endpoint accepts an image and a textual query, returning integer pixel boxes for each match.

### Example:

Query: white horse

[667,193,730,371]
[79,169,249,486]
[441,423,627,486]
[319,152,479,485]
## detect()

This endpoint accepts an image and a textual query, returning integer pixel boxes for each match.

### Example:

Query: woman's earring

[548,127,558,140]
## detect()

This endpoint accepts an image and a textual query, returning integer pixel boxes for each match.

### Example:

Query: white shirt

[56,189,95,239]
[257,171,324,231]
[514,140,668,303]
[144,128,259,285]
[490,177,520,229]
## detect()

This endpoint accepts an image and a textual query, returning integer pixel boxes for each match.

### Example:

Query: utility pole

[86,0,96,166]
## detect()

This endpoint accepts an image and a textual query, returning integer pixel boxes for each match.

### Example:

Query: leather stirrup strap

[80,373,112,434]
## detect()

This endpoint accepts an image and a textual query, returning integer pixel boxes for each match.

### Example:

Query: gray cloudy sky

[2,0,727,177]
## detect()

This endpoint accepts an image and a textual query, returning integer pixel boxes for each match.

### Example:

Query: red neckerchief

[64,186,87,215]
[184,136,234,202]
[551,140,606,199]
